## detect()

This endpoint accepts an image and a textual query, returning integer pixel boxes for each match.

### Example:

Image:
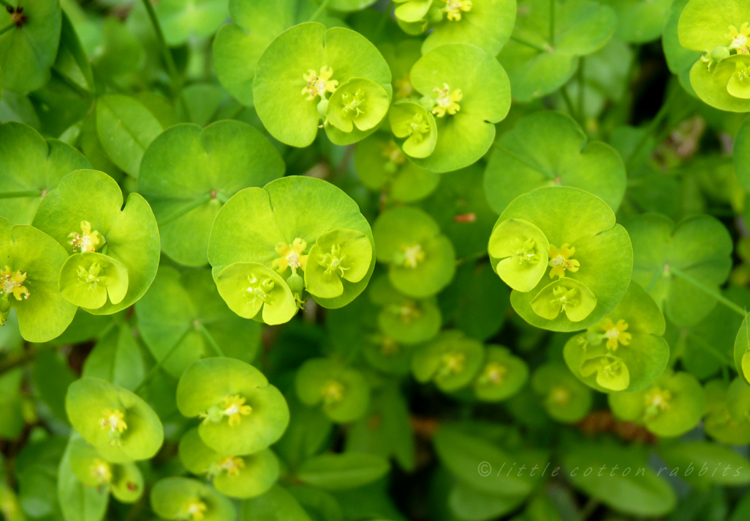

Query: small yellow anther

[432,83,463,117]
[0,266,30,301]
[69,221,103,253]
[600,318,632,351]
[221,395,252,427]
[548,244,580,279]
[302,66,339,101]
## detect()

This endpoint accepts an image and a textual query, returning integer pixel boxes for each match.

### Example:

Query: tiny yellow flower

[727,22,750,54]
[549,386,571,406]
[221,394,252,427]
[90,459,112,485]
[217,456,245,477]
[548,244,580,279]
[432,83,463,117]
[302,66,339,101]
[318,244,349,277]
[443,0,472,21]
[406,113,431,143]
[441,352,465,375]
[321,380,345,404]
[273,238,308,274]
[342,89,366,118]
[0,266,30,301]
[600,318,632,350]
[395,301,421,323]
[644,386,671,417]
[480,362,507,385]
[100,408,128,434]
[402,243,425,268]
[182,499,208,520]
[69,221,103,253]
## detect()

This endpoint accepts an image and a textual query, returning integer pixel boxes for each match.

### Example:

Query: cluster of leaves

[4,0,750,520]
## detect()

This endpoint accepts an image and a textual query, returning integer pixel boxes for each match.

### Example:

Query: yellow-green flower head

[273,238,308,274]
[318,244,349,277]
[443,0,472,22]
[644,386,671,418]
[302,66,339,101]
[77,262,102,285]
[181,498,208,520]
[321,380,345,404]
[727,22,750,54]
[100,408,128,445]
[440,351,466,376]
[69,221,103,254]
[432,83,463,117]
[548,243,580,279]
[0,266,30,301]
[220,394,252,427]
[89,459,112,485]
[217,455,245,477]
[394,301,421,323]
[401,243,425,268]
[405,112,431,143]
[342,89,366,118]
[548,386,571,406]
[600,318,632,350]
[478,362,507,385]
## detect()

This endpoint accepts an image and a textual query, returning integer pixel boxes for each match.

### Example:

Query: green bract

[484,111,626,213]
[373,206,456,298]
[627,213,733,327]
[600,0,672,43]
[135,266,262,378]
[499,0,616,102]
[326,78,390,134]
[208,176,375,315]
[68,436,144,503]
[411,330,484,392]
[0,122,91,225]
[678,0,750,111]
[368,275,442,345]
[155,0,229,46]
[295,358,370,423]
[564,281,670,393]
[490,187,633,332]
[151,477,235,521]
[389,100,438,159]
[408,43,511,172]
[253,22,392,147]
[704,378,750,445]
[176,357,289,455]
[304,228,373,299]
[0,217,75,342]
[179,428,279,499]
[65,377,164,462]
[734,313,750,385]
[609,370,706,437]
[138,120,285,267]
[58,252,129,309]
[354,132,441,202]
[32,170,160,315]
[0,0,61,93]
[472,346,528,402]
[531,362,592,423]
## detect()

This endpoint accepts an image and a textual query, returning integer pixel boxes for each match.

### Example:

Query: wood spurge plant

[6,0,750,520]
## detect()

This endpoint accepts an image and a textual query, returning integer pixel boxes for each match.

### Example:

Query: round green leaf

[689,55,750,113]
[305,228,373,300]
[253,22,392,147]
[295,358,370,423]
[175,357,290,455]
[296,452,389,491]
[473,346,528,402]
[59,252,129,309]
[411,330,485,392]
[151,477,236,521]
[139,120,285,267]
[488,218,550,292]
[531,362,592,422]
[135,266,262,378]
[216,262,298,325]
[0,122,91,225]
[33,169,160,315]
[369,274,441,345]
[408,43,511,173]
[677,0,750,53]
[600,0,672,43]
[65,377,164,462]
[326,78,390,133]
[704,379,750,445]
[155,0,229,46]
[389,100,438,159]
[484,111,626,213]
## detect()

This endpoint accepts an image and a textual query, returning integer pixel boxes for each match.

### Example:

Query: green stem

[510,35,550,54]
[134,327,192,394]
[670,266,747,318]
[0,190,41,199]
[196,322,226,357]
[0,23,14,37]
[549,0,555,47]
[157,193,212,226]
[310,0,332,21]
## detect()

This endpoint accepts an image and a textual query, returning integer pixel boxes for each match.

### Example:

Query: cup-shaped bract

[488,218,550,293]
[326,78,391,134]
[304,228,373,300]
[704,379,750,445]
[564,281,670,393]
[68,436,144,503]
[472,346,529,402]
[484,111,626,214]
[373,206,456,298]
[253,22,392,147]
[531,363,592,423]
[176,358,290,456]
[32,170,160,315]
[208,176,376,314]
[0,217,76,342]
[492,187,632,332]
[734,313,750,385]
[608,370,706,437]
[138,120,285,267]
[151,477,236,521]
[408,43,511,172]
[678,0,750,111]
[295,358,371,423]
[411,330,485,392]
[369,275,442,345]
[0,122,91,225]
[389,100,438,159]
[65,377,164,462]
[216,262,298,325]
[59,252,128,310]
[627,213,732,327]
[179,428,279,499]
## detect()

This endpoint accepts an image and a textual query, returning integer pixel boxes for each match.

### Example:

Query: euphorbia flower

[600,318,632,350]
[302,66,338,101]
[272,238,308,274]
[0,266,29,301]
[432,83,463,117]
[727,22,750,54]
[548,243,580,279]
